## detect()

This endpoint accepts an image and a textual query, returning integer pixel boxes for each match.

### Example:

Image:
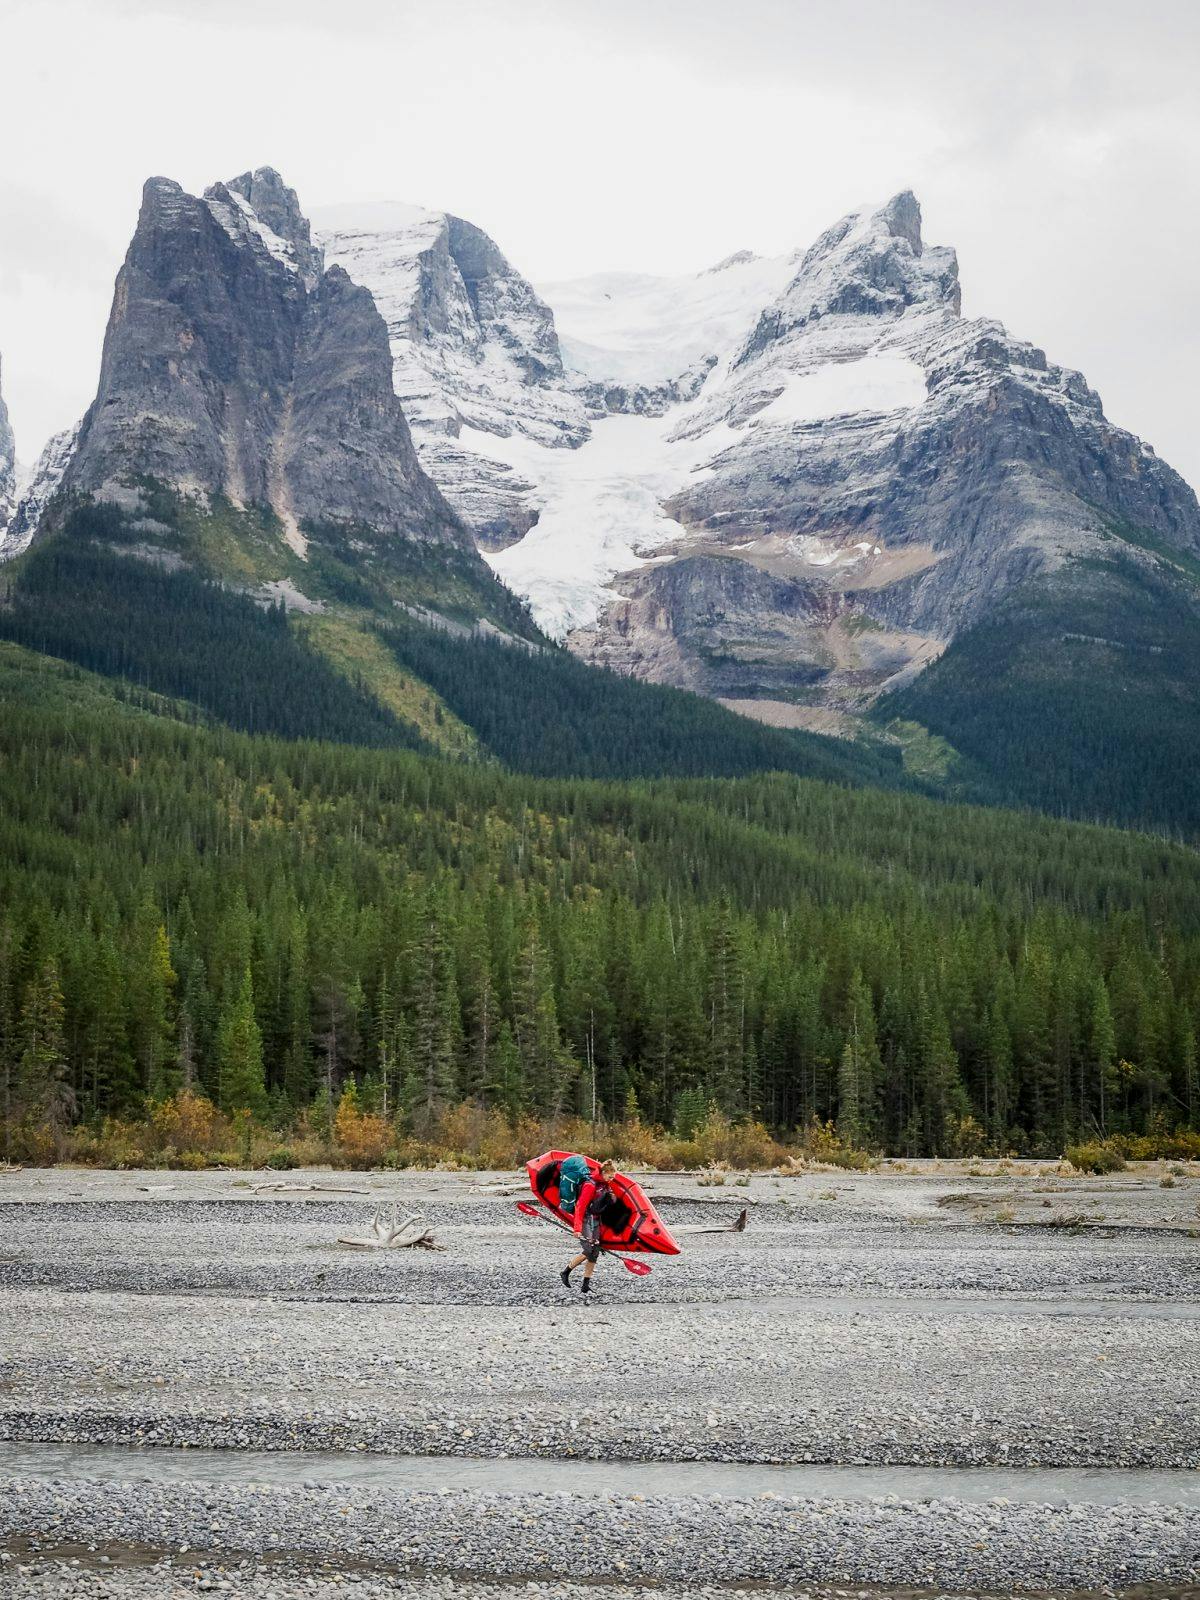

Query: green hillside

[881,545,1200,837]
[1,641,1196,1160]
[0,501,909,790]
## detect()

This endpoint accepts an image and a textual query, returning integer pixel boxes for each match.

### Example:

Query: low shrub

[801,1118,874,1171]
[1065,1141,1126,1174]
[1108,1127,1200,1161]
[169,1150,209,1172]
[333,1084,392,1170]
[148,1090,230,1157]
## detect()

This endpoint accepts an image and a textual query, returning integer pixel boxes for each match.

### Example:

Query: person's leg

[581,1256,597,1294]
[561,1251,586,1286]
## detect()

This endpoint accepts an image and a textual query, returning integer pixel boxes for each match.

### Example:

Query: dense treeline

[2,645,1198,1160]
[3,524,906,792]
[381,621,906,787]
[0,539,419,749]
[884,555,1200,838]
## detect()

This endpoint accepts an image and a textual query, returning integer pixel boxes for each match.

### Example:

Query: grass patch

[300,614,481,760]
[884,718,961,781]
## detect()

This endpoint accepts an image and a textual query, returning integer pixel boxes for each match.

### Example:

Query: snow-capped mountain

[1,423,78,562]
[8,180,1199,741]
[0,358,16,539]
[43,168,467,563]
[318,203,589,549]
[319,189,1200,722]
[539,248,798,392]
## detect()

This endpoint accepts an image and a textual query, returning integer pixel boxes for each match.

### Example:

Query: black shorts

[581,1212,602,1263]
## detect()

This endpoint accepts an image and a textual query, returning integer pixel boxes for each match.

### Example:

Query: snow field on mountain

[472,344,927,636]
[474,412,737,638]
[539,252,796,386]
[756,354,927,424]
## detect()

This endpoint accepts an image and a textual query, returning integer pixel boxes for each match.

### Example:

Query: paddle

[515,1200,654,1275]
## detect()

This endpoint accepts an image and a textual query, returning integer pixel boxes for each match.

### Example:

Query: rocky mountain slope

[0,167,552,762]
[7,177,1200,829]
[2,169,893,790]
[317,202,589,550]
[0,358,15,534]
[318,190,1200,730]
[1,423,77,563]
[51,168,468,564]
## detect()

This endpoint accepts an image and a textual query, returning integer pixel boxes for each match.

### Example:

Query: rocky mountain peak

[444,214,563,384]
[878,189,923,252]
[739,191,960,363]
[221,167,323,283]
[318,203,590,548]
[703,248,761,275]
[0,355,16,542]
[49,166,467,560]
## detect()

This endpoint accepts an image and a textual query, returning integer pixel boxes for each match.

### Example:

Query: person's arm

[573,1178,597,1233]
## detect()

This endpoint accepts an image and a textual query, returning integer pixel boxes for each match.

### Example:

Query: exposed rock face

[0,357,16,538]
[535,192,1200,710]
[56,169,467,556]
[658,192,1200,666]
[1,423,79,562]
[318,203,589,548]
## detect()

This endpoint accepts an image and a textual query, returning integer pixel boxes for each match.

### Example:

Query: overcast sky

[2,0,1198,488]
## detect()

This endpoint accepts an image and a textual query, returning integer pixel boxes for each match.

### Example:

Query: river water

[2,1440,1198,1506]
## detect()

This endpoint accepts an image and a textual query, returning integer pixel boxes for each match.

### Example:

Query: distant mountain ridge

[317,192,1199,688]
[0,358,15,535]
[5,175,1200,831]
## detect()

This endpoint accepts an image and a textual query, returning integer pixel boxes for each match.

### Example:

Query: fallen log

[677,1206,749,1236]
[252,1181,370,1195]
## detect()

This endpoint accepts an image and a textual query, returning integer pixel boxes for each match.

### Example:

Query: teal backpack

[557,1153,592,1214]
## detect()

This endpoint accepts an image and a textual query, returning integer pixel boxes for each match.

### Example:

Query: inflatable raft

[526,1150,681,1256]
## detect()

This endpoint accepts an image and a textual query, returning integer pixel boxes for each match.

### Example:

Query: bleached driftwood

[252,1181,370,1195]
[337,1205,444,1251]
[677,1206,750,1236]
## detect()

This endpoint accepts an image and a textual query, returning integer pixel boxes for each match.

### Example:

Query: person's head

[599,1159,617,1181]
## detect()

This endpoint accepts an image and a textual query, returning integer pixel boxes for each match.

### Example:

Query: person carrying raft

[558,1153,618,1294]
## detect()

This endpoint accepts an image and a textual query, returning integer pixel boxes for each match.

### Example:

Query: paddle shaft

[516,1200,653,1275]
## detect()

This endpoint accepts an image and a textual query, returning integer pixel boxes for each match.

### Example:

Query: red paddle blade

[516,1201,540,1217]
[621,1257,653,1276]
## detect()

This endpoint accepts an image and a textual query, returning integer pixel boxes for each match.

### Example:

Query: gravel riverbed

[2,1163,1198,1595]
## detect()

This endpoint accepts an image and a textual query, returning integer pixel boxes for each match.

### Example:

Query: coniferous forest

[2,639,1198,1165]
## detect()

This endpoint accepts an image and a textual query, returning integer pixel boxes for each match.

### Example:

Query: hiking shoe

[581,1277,592,1294]
[559,1267,572,1288]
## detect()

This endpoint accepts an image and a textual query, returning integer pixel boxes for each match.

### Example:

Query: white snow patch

[226,190,301,272]
[313,200,437,236]
[755,356,927,425]
[472,413,732,638]
[788,534,874,570]
[540,253,797,388]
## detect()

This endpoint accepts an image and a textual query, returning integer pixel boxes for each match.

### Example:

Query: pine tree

[1088,979,1117,1136]
[217,966,267,1117]
[706,900,745,1114]
[487,1019,525,1119]
[408,892,460,1131]
[130,921,177,1100]
[18,957,74,1132]
[512,908,572,1112]
[839,968,882,1144]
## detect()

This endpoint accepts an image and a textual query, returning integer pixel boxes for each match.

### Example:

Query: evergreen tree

[18,958,74,1132]
[129,917,177,1100]
[216,966,267,1117]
